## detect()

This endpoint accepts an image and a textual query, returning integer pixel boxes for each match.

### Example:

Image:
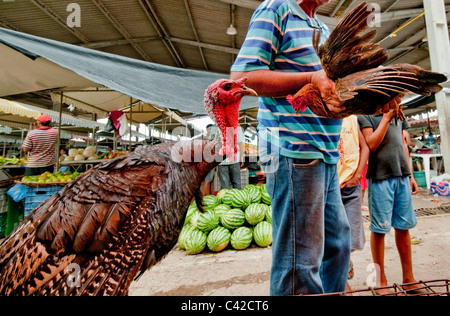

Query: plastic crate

[24,185,63,217]
[413,171,427,188]
[5,195,24,236]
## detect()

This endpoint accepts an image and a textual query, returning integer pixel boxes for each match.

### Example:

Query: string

[381,0,445,42]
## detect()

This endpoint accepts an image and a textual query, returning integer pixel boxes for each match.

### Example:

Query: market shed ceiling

[0,0,449,119]
[1,0,449,74]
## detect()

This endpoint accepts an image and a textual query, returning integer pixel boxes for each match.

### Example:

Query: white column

[424,0,450,173]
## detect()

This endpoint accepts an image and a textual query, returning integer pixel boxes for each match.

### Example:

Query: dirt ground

[129,188,450,296]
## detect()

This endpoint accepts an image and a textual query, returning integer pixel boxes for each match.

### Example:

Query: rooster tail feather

[418,71,448,85]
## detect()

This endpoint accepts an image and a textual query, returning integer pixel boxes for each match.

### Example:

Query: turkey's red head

[204,78,257,160]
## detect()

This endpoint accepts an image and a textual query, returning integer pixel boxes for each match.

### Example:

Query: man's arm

[230,69,344,112]
[402,129,419,195]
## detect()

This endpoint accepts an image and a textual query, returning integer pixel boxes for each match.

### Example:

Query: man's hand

[311,70,345,113]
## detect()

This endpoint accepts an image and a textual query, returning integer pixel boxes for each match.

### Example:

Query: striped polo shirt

[22,127,58,168]
[231,0,342,164]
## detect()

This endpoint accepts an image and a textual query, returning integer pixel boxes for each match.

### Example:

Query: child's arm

[341,126,370,188]
[361,110,395,151]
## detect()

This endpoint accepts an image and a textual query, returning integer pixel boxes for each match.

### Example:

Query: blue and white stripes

[231,0,342,164]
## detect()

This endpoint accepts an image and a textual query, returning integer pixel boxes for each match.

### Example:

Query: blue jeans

[218,163,242,190]
[264,156,351,295]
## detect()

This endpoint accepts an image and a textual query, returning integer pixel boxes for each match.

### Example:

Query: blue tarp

[0,27,258,115]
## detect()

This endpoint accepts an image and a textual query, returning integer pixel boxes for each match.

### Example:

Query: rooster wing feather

[288,1,447,120]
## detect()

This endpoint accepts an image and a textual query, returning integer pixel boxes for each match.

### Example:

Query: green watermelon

[203,195,220,210]
[214,204,231,219]
[220,208,246,230]
[244,185,261,204]
[253,221,273,247]
[245,203,266,225]
[231,227,253,250]
[184,204,200,225]
[178,224,196,250]
[195,210,219,233]
[216,189,229,203]
[222,189,239,207]
[231,189,252,209]
[207,226,231,252]
[185,228,207,255]
[263,204,272,224]
[259,184,271,205]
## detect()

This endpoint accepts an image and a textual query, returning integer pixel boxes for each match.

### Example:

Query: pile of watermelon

[178,184,273,255]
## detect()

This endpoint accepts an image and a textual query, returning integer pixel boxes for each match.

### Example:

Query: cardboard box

[430,181,450,197]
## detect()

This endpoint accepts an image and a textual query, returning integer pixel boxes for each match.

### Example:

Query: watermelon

[260,184,271,205]
[231,189,252,209]
[207,226,231,252]
[220,208,246,230]
[178,224,196,250]
[184,204,200,225]
[253,221,273,247]
[185,228,207,255]
[245,203,266,225]
[263,204,272,224]
[244,185,261,204]
[203,195,220,210]
[222,189,239,207]
[195,210,219,233]
[216,189,229,203]
[214,204,231,219]
[231,227,253,250]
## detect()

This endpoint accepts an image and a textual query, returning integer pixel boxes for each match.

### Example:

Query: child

[337,115,370,292]
[358,110,425,295]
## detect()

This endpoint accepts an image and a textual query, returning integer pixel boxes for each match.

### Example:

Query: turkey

[287,1,447,120]
[0,78,256,296]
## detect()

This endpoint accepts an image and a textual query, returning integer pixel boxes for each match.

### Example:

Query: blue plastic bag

[7,184,28,202]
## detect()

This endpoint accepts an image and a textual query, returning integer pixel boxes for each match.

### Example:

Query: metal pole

[56,92,64,171]
[424,0,450,172]
[129,97,133,152]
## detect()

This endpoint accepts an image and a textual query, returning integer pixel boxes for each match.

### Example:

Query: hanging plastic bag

[104,118,115,132]
[7,184,28,202]
[117,113,129,137]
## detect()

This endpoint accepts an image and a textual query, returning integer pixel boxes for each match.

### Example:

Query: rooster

[0,78,256,296]
[287,2,447,120]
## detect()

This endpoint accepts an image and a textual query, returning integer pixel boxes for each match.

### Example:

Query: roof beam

[219,0,260,10]
[183,0,209,70]
[138,0,185,68]
[90,0,152,62]
[80,36,160,49]
[78,36,240,55]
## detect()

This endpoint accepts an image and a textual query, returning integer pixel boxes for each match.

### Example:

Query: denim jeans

[264,156,351,295]
[218,163,242,190]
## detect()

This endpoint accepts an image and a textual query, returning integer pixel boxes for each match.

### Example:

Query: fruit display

[178,184,273,255]
[20,170,83,184]
[0,156,27,166]
[64,147,129,162]
[97,151,129,160]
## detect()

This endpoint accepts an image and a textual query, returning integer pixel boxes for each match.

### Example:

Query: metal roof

[1,0,448,73]
[0,0,449,124]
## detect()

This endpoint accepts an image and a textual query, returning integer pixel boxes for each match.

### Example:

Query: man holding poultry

[230,0,400,295]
